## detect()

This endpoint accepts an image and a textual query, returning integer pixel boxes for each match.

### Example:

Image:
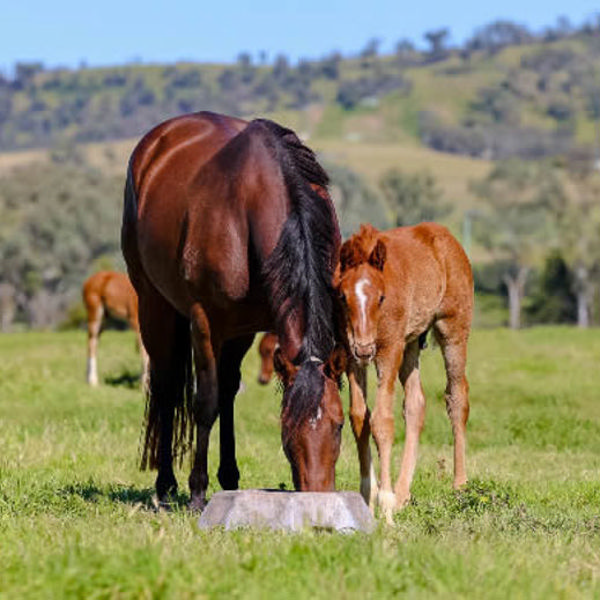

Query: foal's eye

[379,295,385,306]
[339,292,347,303]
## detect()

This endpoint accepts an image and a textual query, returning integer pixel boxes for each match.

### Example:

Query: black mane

[254,118,340,428]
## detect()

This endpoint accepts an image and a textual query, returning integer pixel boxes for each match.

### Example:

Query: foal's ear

[368,240,387,271]
[325,345,347,381]
[340,238,367,272]
[273,348,299,386]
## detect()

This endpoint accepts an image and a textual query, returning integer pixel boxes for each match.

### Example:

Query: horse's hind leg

[188,303,219,511]
[86,299,103,386]
[434,319,470,489]
[348,361,378,512]
[394,340,426,508]
[217,334,255,490]
[138,287,190,503]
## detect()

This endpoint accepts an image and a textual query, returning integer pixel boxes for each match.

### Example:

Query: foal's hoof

[377,490,397,524]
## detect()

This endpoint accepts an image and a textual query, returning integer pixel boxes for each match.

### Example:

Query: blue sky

[1,0,599,72]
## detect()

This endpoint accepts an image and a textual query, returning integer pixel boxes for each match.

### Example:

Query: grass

[1,327,600,597]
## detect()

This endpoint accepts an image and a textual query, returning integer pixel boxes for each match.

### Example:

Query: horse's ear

[340,239,367,272]
[368,240,387,272]
[325,345,347,381]
[273,348,298,386]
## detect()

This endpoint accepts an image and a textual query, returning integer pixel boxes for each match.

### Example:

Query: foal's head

[274,347,346,491]
[336,233,387,363]
[257,333,278,385]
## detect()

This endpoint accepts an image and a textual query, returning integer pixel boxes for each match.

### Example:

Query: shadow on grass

[104,368,141,389]
[60,481,189,511]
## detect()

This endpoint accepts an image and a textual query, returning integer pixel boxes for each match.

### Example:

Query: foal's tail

[140,315,195,470]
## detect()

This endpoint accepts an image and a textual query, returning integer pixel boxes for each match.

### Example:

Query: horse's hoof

[188,497,208,513]
[217,467,240,491]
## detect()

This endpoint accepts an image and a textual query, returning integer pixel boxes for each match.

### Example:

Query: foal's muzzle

[353,343,376,362]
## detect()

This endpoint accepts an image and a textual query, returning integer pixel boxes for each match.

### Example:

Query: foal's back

[380,222,472,337]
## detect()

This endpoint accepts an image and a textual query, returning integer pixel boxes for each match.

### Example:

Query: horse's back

[130,112,248,193]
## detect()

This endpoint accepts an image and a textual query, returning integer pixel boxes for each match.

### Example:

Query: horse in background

[122,111,345,510]
[82,271,148,386]
[335,223,473,522]
[257,332,278,385]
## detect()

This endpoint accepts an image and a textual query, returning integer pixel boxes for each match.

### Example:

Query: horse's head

[257,333,278,385]
[336,236,387,363]
[274,346,346,491]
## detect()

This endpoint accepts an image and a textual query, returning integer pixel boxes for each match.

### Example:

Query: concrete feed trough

[197,490,375,533]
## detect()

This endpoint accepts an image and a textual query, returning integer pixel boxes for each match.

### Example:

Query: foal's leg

[216,335,255,490]
[434,320,470,489]
[394,340,426,508]
[86,301,103,386]
[348,361,378,512]
[370,343,405,523]
[188,303,219,511]
[129,316,149,391]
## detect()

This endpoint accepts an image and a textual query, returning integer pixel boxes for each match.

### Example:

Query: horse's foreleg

[435,321,470,490]
[394,341,426,508]
[86,305,103,386]
[371,344,404,523]
[188,304,219,511]
[217,335,255,491]
[348,362,377,512]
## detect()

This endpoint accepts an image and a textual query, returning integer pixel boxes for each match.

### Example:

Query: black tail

[139,315,194,470]
[123,164,195,471]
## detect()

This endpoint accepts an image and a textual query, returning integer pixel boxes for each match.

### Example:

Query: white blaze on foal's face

[355,278,370,331]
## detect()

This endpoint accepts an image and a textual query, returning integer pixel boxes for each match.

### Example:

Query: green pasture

[1,328,600,598]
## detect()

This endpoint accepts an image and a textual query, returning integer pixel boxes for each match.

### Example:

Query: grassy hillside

[2,27,599,154]
[1,328,600,597]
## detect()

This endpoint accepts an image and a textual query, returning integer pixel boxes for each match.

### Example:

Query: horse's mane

[339,223,381,272]
[253,118,340,429]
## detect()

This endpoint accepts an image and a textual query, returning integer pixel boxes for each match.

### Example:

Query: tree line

[1,14,600,159]
[1,142,597,331]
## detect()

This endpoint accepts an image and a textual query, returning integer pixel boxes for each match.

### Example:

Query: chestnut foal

[336,223,473,522]
[82,271,148,386]
[257,332,278,385]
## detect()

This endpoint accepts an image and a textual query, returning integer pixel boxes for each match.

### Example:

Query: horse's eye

[379,295,385,306]
[339,292,346,303]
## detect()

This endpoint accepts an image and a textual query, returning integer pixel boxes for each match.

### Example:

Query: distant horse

[335,223,473,522]
[122,111,345,509]
[82,271,148,386]
[257,332,278,385]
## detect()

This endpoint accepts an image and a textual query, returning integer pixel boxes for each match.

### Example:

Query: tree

[0,150,123,328]
[471,160,566,329]
[465,20,532,55]
[557,168,600,327]
[424,29,450,61]
[379,169,450,227]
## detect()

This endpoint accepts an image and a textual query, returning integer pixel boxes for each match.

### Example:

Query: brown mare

[257,332,278,385]
[122,111,346,509]
[82,271,148,386]
[336,223,473,522]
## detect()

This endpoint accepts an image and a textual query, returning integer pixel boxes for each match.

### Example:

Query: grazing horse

[335,223,473,522]
[122,111,345,509]
[82,271,148,386]
[257,332,278,385]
